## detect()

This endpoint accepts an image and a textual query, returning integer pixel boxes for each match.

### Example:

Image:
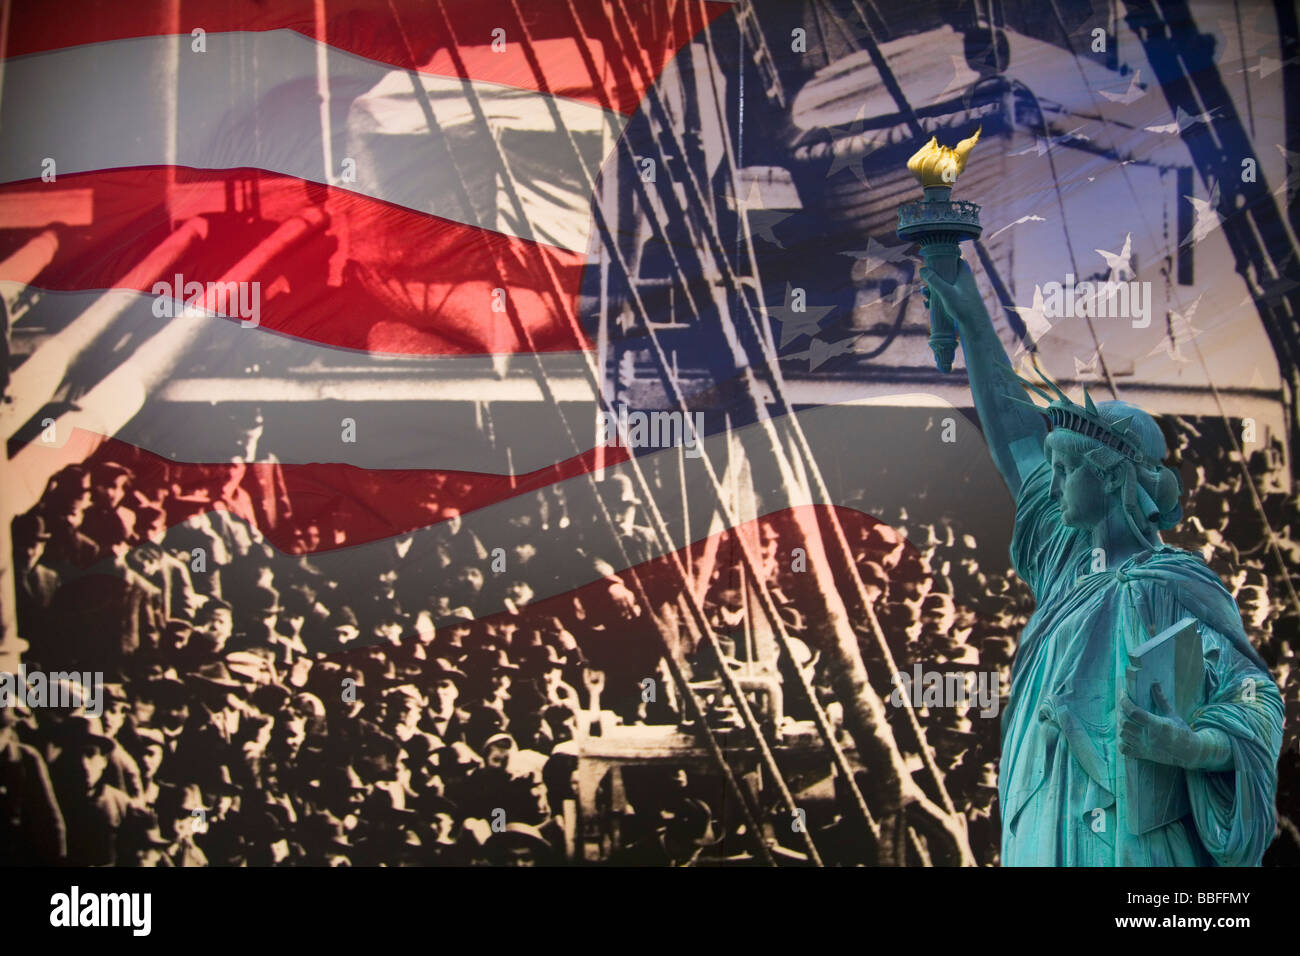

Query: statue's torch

[897,128,983,373]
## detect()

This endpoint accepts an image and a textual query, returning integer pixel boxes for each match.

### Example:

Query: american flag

[2,0,920,641]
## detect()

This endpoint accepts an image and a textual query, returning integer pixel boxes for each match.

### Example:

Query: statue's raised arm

[919,261,1047,498]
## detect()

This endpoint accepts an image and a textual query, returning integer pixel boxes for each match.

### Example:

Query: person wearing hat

[132,506,200,622]
[226,649,281,691]
[421,659,470,746]
[430,742,481,809]
[39,465,100,570]
[117,809,174,867]
[79,461,135,549]
[421,802,478,866]
[610,794,720,867]
[0,704,66,863]
[492,729,548,793]
[299,809,355,866]
[132,503,170,549]
[428,506,488,578]
[383,684,439,754]
[266,613,308,670]
[186,598,235,665]
[167,660,247,790]
[12,513,60,647]
[55,714,136,866]
[448,563,489,619]
[227,406,299,552]
[324,605,361,651]
[126,726,168,809]
[122,541,169,637]
[451,737,536,825]
[140,672,189,755]
[431,607,474,662]
[155,783,210,867]
[463,646,516,706]
[530,645,581,712]
[227,584,284,653]
[484,821,557,866]
[98,682,145,803]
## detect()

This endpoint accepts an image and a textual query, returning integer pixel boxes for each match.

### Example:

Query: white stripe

[10,286,980,478]
[6,285,596,472]
[1,31,624,252]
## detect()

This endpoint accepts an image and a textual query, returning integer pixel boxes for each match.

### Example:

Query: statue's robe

[1000,460,1283,866]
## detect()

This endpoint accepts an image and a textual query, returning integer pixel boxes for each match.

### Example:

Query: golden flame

[906,127,981,188]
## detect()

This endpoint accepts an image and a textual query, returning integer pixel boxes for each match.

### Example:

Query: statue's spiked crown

[999,358,1158,469]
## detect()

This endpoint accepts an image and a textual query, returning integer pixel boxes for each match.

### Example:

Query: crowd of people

[2,412,1296,866]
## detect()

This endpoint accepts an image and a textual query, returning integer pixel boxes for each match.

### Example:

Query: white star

[822,104,875,183]
[1010,284,1054,357]
[768,283,837,349]
[1095,232,1135,281]
[786,335,861,371]
[1169,295,1205,342]
[732,180,797,245]
[1145,106,1221,135]
[1074,345,1105,379]
[1234,54,1300,80]
[813,336,861,370]
[1180,180,1222,248]
[856,281,920,322]
[839,236,912,276]
[1099,69,1146,105]
[1147,296,1204,364]
[1146,336,1190,364]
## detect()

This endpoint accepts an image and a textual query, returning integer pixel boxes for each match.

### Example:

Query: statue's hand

[1119,682,1231,770]
[918,260,986,330]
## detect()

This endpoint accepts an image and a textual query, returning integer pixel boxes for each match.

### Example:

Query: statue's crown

[1000,357,1157,468]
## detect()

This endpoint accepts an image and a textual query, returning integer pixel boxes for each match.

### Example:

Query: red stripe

[42,428,629,556]
[5,0,733,116]
[0,167,590,355]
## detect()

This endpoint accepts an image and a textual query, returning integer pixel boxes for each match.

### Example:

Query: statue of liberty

[920,261,1284,866]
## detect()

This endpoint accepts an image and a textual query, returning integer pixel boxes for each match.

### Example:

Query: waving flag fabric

[3,0,755,590]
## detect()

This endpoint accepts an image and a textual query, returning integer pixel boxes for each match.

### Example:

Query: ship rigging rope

[403,0,971,864]
[611,0,965,826]
[566,0,890,849]
[384,0,790,866]
[450,0,963,855]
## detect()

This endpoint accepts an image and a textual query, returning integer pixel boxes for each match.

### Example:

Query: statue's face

[1049,444,1108,530]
